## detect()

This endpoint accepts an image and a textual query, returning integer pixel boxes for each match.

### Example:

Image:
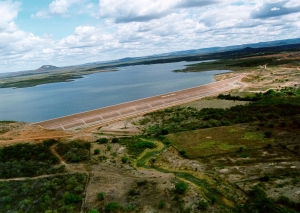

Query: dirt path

[50,144,67,166]
[0,173,71,182]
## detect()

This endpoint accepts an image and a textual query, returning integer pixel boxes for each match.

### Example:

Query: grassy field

[167,125,274,158]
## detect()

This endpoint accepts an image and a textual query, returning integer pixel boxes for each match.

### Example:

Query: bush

[105,202,120,213]
[97,192,105,201]
[56,141,90,163]
[134,141,156,149]
[179,149,189,158]
[121,156,128,163]
[158,200,166,209]
[64,193,82,204]
[94,149,100,155]
[259,175,270,182]
[96,138,108,144]
[160,129,169,135]
[111,138,119,143]
[244,187,276,212]
[128,189,139,196]
[175,181,188,194]
[88,210,99,213]
[264,131,273,138]
[198,200,209,210]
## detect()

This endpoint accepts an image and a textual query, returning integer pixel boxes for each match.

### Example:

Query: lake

[0,61,229,122]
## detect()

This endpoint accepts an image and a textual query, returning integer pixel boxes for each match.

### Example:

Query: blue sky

[0,0,300,73]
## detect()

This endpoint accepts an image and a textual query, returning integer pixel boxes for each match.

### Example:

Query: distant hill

[34,65,59,72]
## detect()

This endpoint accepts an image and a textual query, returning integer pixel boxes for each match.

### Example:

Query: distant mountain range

[81,37,300,66]
[1,37,299,78]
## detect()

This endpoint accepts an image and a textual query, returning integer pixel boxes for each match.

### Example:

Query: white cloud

[98,0,219,23]
[1,0,300,73]
[0,0,20,32]
[32,0,84,18]
[49,0,81,15]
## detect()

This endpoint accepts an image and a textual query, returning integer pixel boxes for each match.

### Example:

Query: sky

[0,0,300,73]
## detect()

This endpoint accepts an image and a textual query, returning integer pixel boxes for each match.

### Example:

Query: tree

[243,187,277,213]
[97,192,105,201]
[175,181,188,194]
[105,202,120,213]
[111,138,119,143]
[88,210,99,213]
[121,156,128,163]
[96,138,108,144]
[94,149,100,155]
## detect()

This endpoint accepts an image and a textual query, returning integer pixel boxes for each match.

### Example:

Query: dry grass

[167,125,274,158]
[183,99,249,110]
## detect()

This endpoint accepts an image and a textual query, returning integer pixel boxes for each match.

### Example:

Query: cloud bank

[0,0,299,72]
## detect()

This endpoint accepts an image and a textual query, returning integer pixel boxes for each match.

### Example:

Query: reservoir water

[0,61,229,122]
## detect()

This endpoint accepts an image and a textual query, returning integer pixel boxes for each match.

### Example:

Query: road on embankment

[33,74,245,131]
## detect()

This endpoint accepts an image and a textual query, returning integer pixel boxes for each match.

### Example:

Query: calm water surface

[0,61,229,122]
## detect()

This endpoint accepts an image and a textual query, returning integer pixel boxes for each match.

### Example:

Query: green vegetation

[141,89,300,136]
[168,126,274,158]
[121,156,128,163]
[0,140,64,178]
[119,137,157,157]
[197,200,209,210]
[96,137,108,144]
[0,74,83,88]
[88,210,99,213]
[111,137,119,143]
[0,173,86,213]
[56,140,90,163]
[243,187,299,213]
[175,56,300,73]
[105,202,120,213]
[97,192,105,201]
[94,149,100,155]
[175,181,189,194]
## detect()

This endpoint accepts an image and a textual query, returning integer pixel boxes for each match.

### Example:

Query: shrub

[137,180,147,187]
[128,189,139,196]
[210,195,216,205]
[160,129,169,135]
[175,181,188,194]
[97,192,105,201]
[96,138,108,144]
[264,131,273,138]
[56,141,90,163]
[94,149,100,155]
[134,142,156,149]
[259,175,270,182]
[107,145,112,151]
[111,138,119,143]
[121,156,128,163]
[88,210,99,213]
[105,202,120,213]
[179,150,189,158]
[198,200,209,210]
[64,193,82,204]
[244,187,277,213]
[158,200,166,209]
